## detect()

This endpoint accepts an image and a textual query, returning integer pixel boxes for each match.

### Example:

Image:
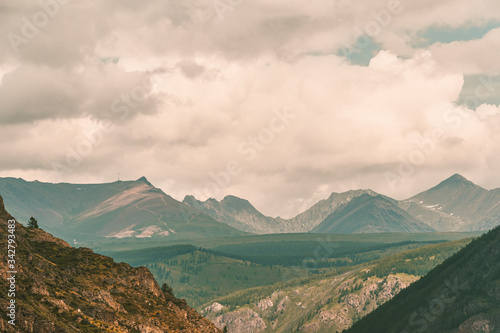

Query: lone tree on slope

[161,282,174,296]
[28,217,39,229]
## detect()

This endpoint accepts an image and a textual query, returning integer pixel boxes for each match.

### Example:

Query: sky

[1,0,500,218]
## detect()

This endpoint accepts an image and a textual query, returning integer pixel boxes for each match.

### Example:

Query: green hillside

[0,177,245,243]
[202,237,474,332]
[107,233,478,309]
[346,225,500,333]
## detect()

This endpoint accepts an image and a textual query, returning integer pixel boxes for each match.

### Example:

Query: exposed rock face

[205,273,418,333]
[257,298,273,311]
[214,308,267,333]
[203,302,225,315]
[0,194,221,333]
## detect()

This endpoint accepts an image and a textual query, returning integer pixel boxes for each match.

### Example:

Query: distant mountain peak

[135,176,153,186]
[222,195,250,204]
[446,173,470,183]
[435,173,481,190]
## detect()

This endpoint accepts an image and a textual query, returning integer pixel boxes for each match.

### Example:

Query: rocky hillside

[201,238,472,333]
[346,224,500,333]
[0,194,221,333]
[205,272,417,333]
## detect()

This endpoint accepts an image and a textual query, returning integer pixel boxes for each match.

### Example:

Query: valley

[0,174,497,332]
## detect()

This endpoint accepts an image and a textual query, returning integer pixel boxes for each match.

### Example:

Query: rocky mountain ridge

[185,174,500,234]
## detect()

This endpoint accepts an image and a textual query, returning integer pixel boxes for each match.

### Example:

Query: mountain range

[0,174,499,244]
[0,177,244,243]
[186,174,500,234]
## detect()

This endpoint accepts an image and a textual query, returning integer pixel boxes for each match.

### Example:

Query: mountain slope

[186,174,500,234]
[0,194,221,333]
[312,194,435,234]
[183,195,285,233]
[346,225,500,333]
[407,174,500,231]
[0,177,245,244]
[184,190,379,234]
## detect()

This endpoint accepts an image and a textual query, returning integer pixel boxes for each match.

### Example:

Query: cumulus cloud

[1,0,500,217]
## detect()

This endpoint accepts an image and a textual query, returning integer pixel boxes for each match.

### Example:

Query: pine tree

[28,217,39,229]
[161,283,174,296]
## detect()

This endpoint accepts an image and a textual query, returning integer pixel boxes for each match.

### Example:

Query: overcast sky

[1,0,500,218]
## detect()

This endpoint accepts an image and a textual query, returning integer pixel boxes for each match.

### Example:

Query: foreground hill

[0,194,221,332]
[346,224,500,333]
[312,194,435,233]
[0,177,245,243]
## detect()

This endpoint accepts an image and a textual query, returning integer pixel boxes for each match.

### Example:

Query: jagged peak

[222,195,249,203]
[327,189,378,199]
[182,194,197,203]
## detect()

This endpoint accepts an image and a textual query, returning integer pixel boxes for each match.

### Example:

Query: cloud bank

[1,0,500,217]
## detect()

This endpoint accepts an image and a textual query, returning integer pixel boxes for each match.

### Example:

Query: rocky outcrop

[0,194,221,333]
[257,298,273,311]
[214,308,266,333]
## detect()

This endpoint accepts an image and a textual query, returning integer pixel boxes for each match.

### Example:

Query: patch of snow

[107,224,137,238]
[136,225,170,238]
